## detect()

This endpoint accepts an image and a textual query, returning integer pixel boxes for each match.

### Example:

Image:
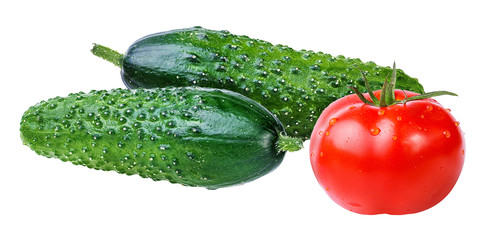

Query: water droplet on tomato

[370,127,381,136]
[426,105,434,111]
[325,131,330,136]
[455,121,460,127]
[318,131,323,136]
[392,135,398,141]
[421,114,425,119]
[349,106,356,110]
[320,152,324,157]
[377,109,385,115]
[397,116,402,121]
[446,108,451,112]
[443,130,451,138]
[329,118,337,126]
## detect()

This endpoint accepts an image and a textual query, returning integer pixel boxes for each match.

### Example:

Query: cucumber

[20,87,302,189]
[92,27,424,140]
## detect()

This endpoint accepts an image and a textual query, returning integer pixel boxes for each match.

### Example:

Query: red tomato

[309,90,465,215]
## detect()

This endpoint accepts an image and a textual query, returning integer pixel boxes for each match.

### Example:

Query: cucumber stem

[91,44,123,67]
[277,134,303,152]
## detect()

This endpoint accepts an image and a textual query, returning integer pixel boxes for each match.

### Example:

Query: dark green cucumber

[92,26,424,140]
[20,87,302,189]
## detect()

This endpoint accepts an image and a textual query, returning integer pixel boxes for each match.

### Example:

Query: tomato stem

[350,62,457,107]
[382,62,398,106]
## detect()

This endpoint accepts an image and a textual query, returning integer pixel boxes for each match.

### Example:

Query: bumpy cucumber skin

[20,87,286,189]
[119,27,424,140]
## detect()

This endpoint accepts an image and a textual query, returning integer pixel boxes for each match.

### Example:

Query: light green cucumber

[20,87,302,189]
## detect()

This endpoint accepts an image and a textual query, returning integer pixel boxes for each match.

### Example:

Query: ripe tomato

[309,90,465,215]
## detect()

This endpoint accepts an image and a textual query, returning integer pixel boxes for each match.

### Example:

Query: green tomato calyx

[349,62,457,107]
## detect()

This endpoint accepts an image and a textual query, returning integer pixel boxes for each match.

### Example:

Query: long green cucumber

[20,87,302,189]
[92,26,424,140]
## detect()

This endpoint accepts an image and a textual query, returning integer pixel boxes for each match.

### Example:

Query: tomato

[309,90,465,215]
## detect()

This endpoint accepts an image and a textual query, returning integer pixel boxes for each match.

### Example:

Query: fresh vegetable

[309,65,465,214]
[20,87,302,189]
[91,26,425,140]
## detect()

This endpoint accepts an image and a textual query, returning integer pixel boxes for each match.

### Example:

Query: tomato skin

[310,90,465,215]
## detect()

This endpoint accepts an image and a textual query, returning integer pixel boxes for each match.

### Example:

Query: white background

[1,1,476,239]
